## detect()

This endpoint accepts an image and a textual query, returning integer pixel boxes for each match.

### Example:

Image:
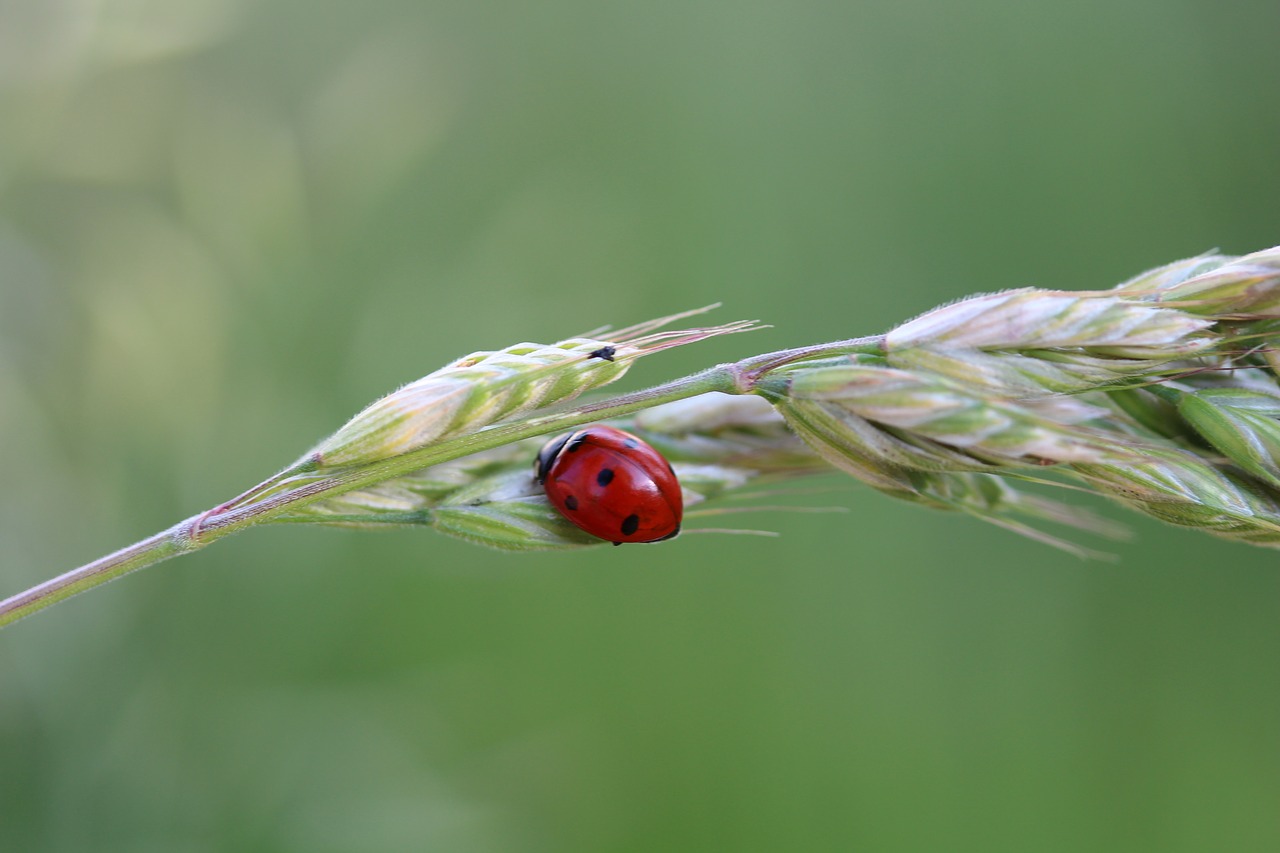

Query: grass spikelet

[1072,447,1280,546]
[888,346,1167,396]
[1111,252,1234,293]
[767,363,1130,465]
[312,313,760,468]
[885,289,1213,351]
[1172,388,1280,489]
[1137,246,1280,318]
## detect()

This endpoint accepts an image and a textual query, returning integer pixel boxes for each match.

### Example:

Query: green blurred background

[2,1,1279,850]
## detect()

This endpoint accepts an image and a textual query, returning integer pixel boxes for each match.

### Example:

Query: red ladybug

[534,425,683,545]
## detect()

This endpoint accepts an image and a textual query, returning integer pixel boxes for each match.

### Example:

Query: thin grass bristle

[679,528,783,537]
[684,505,851,517]
[602,303,725,340]
[619,319,766,352]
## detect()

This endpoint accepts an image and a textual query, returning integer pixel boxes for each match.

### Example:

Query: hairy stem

[0,524,199,628]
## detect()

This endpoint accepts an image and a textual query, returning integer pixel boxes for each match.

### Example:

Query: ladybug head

[533,431,574,484]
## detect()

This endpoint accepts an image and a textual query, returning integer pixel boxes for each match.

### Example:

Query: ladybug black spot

[621,514,640,536]
[596,468,615,487]
[588,346,616,362]
[564,495,578,511]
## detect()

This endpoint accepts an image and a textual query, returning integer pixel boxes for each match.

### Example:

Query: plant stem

[0,523,199,628]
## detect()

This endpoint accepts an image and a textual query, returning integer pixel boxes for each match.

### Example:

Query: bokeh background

[2,1,1279,850]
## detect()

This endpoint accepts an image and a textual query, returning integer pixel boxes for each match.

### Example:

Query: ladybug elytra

[534,425,682,545]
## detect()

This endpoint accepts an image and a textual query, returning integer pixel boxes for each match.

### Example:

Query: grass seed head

[1175,389,1280,489]
[311,338,634,467]
[1122,246,1280,319]
[885,289,1213,351]
[310,313,759,468]
[1104,388,1188,440]
[1071,447,1280,546]
[632,392,783,433]
[1112,252,1234,293]
[887,346,1174,396]
[423,470,604,550]
[774,363,1126,465]
[628,393,822,472]
[761,395,927,498]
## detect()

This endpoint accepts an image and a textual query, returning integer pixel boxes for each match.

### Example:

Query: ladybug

[534,425,682,545]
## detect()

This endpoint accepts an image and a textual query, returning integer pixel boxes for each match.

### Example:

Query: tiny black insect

[588,346,616,362]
